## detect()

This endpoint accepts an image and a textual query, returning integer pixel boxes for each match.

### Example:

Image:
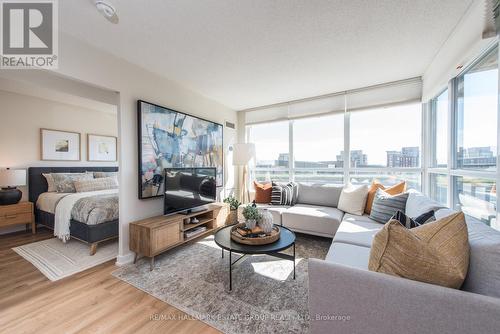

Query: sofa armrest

[308,259,500,334]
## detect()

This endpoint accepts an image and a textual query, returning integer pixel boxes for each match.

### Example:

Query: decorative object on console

[259,208,274,234]
[369,188,409,223]
[137,100,224,199]
[365,181,406,214]
[254,180,272,203]
[40,128,81,161]
[391,210,435,228]
[242,204,261,229]
[337,184,369,215]
[232,143,255,203]
[87,134,117,162]
[369,212,469,289]
[223,196,241,225]
[0,168,26,205]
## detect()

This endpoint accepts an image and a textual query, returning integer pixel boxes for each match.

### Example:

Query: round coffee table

[214,224,296,291]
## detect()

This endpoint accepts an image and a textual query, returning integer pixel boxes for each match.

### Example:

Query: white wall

[0,89,118,234]
[48,33,237,265]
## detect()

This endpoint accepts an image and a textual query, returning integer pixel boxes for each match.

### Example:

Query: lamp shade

[0,169,27,187]
[232,143,255,166]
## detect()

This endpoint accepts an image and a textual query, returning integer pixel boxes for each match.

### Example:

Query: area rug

[13,238,118,281]
[112,234,330,334]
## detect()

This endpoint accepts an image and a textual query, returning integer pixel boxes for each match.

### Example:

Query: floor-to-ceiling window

[427,44,499,230]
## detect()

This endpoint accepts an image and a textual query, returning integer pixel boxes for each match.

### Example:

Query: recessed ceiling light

[95,0,119,24]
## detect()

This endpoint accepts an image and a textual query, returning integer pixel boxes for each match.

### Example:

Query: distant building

[277,153,289,167]
[458,147,496,169]
[335,150,368,168]
[386,147,419,167]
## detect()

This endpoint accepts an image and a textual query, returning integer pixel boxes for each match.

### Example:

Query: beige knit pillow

[74,177,118,193]
[368,212,469,289]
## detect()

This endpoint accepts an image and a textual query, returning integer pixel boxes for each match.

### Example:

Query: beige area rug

[113,234,330,334]
[13,238,118,281]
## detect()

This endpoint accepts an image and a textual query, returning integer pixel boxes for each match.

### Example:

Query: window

[350,103,422,168]
[454,176,497,229]
[293,114,344,184]
[247,121,289,182]
[429,173,448,205]
[350,171,421,190]
[456,46,498,171]
[431,89,448,167]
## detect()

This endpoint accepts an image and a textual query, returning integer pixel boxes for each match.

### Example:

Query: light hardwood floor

[0,228,221,334]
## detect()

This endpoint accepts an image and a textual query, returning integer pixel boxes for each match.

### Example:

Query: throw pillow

[254,181,272,204]
[74,177,118,193]
[365,181,406,214]
[270,182,297,206]
[391,210,435,228]
[369,189,409,224]
[337,184,369,215]
[368,212,470,289]
[51,173,93,193]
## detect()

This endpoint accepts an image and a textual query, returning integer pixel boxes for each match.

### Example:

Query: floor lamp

[232,143,255,204]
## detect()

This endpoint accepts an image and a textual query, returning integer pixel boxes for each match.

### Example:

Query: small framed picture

[41,129,81,161]
[87,134,117,162]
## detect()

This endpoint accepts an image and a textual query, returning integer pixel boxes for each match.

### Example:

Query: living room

[1,1,499,334]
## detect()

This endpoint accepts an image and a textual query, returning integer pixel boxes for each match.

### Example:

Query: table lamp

[0,168,26,205]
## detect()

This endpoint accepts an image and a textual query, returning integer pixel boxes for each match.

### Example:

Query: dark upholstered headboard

[28,167,118,204]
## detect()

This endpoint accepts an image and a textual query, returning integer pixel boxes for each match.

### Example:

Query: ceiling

[60,0,473,110]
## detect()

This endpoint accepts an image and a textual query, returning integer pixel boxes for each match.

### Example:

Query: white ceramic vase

[245,219,257,230]
[259,209,274,234]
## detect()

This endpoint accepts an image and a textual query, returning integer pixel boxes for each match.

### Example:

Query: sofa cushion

[461,218,500,298]
[369,212,469,289]
[254,181,272,203]
[296,183,343,207]
[334,213,383,247]
[325,242,371,270]
[237,203,290,225]
[369,189,409,223]
[281,204,344,237]
[405,189,446,217]
[338,184,369,215]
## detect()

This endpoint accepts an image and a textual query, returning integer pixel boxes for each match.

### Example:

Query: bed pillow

[369,189,409,224]
[365,181,406,214]
[337,184,369,215]
[51,173,93,193]
[93,171,118,179]
[42,173,57,192]
[74,177,118,193]
[369,212,469,289]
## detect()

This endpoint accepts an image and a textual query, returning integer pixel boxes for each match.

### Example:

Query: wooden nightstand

[0,202,35,234]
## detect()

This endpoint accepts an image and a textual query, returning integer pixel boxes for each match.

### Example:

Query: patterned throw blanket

[54,189,119,242]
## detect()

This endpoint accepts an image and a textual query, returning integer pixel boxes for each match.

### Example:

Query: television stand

[129,203,229,270]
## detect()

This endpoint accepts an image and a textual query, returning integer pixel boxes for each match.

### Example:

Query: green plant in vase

[223,196,241,225]
[242,204,261,230]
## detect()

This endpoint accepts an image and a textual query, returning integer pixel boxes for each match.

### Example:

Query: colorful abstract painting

[138,100,223,199]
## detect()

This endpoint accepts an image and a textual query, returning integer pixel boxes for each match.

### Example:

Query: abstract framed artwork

[87,134,118,162]
[137,100,223,199]
[40,128,81,161]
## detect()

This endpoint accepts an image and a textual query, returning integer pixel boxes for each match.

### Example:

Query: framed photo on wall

[41,128,81,161]
[87,134,118,162]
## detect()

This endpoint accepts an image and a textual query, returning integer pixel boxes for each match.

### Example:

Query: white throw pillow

[338,184,369,215]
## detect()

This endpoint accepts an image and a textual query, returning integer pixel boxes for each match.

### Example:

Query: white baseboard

[115,252,135,266]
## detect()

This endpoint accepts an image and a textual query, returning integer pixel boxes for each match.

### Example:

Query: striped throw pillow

[271,182,297,206]
[369,189,409,224]
[391,210,436,228]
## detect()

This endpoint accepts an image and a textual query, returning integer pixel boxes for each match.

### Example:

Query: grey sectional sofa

[238,183,500,334]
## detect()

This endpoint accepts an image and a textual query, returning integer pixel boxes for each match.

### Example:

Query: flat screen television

[164,167,217,215]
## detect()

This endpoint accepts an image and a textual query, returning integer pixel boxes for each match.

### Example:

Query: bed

[28,167,119,255]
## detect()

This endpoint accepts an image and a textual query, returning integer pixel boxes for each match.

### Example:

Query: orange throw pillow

[364,181,406,214]
[254,181,272,204]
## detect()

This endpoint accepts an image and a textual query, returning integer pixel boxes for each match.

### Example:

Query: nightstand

[0,202,35,234]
